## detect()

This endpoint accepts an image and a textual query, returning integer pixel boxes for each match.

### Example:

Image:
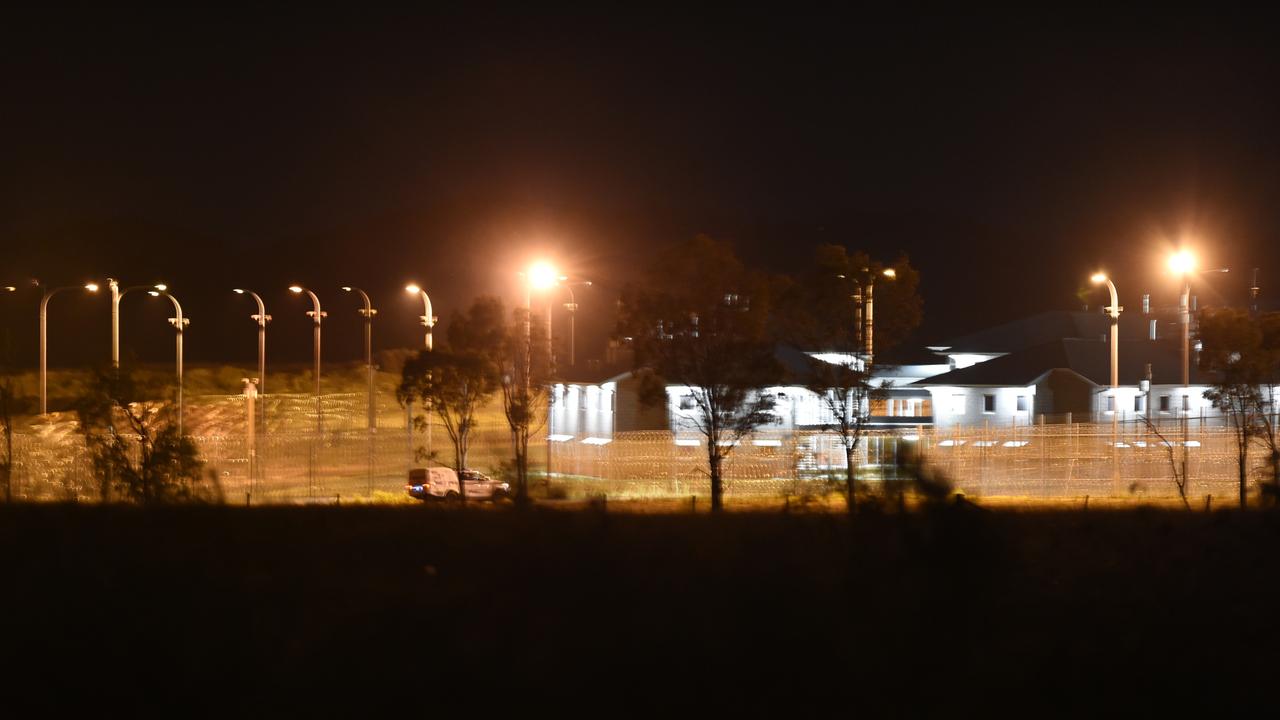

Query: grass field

[2,502,1279,713]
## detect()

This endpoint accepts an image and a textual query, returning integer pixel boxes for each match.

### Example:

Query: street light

[1167,250,1229,387]
[561,281,592,368]
[405,283,438,471]
[341,286,377,433]
[38,281,99,415]
[405,284,436,351]
[233,289,270,430]
[523,262,563,375]
[147,289,189,435]
[289,285,326,435]
[1090,272,1122,389]
[107,280,167,367]
[843,267,897,366]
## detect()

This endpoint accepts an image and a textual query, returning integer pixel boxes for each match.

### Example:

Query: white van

[406,467,511,502]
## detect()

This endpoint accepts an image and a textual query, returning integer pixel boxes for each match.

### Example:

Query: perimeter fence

[3,393,1274,504]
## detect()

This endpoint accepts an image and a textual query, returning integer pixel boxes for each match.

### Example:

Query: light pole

[863,267,895,365]
[525,262,560,374]
[839,267,895,367]
[561,281,592,368]
[1090,273,1122,389]
[147,288,188,436]
[38,281,99,415]
[1167,250,1228,387]
[343,286,377,495]
[405,284,437,468]
[233,289,270,431]
[289,285,326,435]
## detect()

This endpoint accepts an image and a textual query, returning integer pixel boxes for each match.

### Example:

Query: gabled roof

[915,338,1215,388]
[931,311,1163,355]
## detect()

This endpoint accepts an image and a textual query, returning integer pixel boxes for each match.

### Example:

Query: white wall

[548,381,616,439]
[926,385,1037,430]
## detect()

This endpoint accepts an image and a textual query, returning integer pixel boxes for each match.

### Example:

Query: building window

[983,394,995,413]
[1106,396,1115,412]
[1016,395,1028,412]
[1159,395,1170,412]
[950,394,965,415]
[1182,395,1190,411]
[679,394,696,410]
[1134,395,1145,412]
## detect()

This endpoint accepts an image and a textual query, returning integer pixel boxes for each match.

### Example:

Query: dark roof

[555,345,821,386]
[915,338,1215,387]
[933,311,1167,355]
[554,361,634,385]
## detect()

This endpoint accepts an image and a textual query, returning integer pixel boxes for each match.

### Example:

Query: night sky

[3,7,1278,369]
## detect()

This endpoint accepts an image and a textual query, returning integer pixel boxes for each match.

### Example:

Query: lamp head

[233,288,245,294]
[154,283,167,292]
[84,283,99,293]
[528,261,558,291]
[1168,250,1196,275]
[405,284,421,295]
[288,286,304,294]
[882,268,897,279]
[147,291,160,297]
[1090,272,1108,284]
[3,286,15,292]
[341,286,352,292]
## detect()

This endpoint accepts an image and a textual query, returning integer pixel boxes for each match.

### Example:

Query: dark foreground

[3,503,1280,714]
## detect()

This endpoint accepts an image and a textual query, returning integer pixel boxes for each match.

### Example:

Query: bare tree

[501,305,550,507]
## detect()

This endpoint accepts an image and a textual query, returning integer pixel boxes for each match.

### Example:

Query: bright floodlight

[341,286,352,292]
[882,268,897,279]
[233,288,245,294]
[84,283,99,292]
[1168,250,1196,275]
[405,283,421,294]
[288,286,303,294]
[154,283,167,291]
[1090,272,1108,284]
[147,291,160,297]
[528,261,558,291]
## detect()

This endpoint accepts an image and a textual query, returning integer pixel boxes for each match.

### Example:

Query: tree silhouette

[618,235,782,512]
[76,365,214,504]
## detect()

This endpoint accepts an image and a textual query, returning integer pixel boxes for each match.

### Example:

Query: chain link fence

[3,392,1274,504]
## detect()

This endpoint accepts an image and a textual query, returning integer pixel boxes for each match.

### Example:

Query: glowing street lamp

[1090,272,1122,389]
[405,284,436,351]
[38,281,99,415]
[233,289,270,429]
[861,267,896,366]
[147,288,189,436]
[1168,250,1197,388]
[1166,249,1230,386]
[522,261,564,376]
[289,285,326,435]
[107,279,166,367]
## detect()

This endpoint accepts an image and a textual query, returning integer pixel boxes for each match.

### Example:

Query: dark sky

[3,6,1278,369]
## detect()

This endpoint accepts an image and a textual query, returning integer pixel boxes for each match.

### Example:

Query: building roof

[931,310,1166,355]
[915,338,1215,387]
